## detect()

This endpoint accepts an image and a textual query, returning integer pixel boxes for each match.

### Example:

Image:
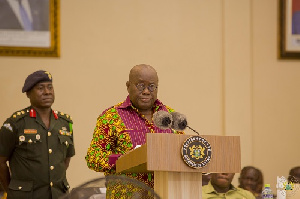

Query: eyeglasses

[134,83,158,92]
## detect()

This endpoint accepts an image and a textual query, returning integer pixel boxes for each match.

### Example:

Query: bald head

[126,64,159,112]
[129,64,158,82]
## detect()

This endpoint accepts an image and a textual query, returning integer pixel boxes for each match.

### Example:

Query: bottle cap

[265,184,270,187]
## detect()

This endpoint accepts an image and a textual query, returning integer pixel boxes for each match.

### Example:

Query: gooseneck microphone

[170,112,200,135]
[152,111,173,129]
[153,111,200,135]
[170,112,187,131]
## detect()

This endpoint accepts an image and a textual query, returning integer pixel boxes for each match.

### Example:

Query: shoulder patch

[3,123,13,132]
[56,111,73,123]
[10,108,29,121]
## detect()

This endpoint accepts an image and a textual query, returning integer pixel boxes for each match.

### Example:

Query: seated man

[202,173,255,199]
[238,166,264,198]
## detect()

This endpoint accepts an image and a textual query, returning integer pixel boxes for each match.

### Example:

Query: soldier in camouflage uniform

[0,70,75,199]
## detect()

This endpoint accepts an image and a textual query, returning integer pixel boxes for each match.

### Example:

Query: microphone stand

[187,125,200,135]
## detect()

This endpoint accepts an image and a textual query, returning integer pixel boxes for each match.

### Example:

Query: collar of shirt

[203,181,237,194]
[118,95,165,112]
[29,107,58,120]
[29,106,58,131]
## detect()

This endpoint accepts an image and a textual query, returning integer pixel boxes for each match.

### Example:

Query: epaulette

[54,110,73,123]
[10,108,30,122]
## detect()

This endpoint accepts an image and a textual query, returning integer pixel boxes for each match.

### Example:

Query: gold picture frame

[279,0,300,59]
[0,0,60,57]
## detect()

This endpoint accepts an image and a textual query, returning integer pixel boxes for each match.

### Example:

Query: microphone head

[153,111,173,129]
[171,112,187,131]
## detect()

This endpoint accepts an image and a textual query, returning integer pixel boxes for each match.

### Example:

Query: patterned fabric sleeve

[85,107,133,174]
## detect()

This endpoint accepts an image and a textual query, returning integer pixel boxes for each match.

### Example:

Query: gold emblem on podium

[181,136,212,169]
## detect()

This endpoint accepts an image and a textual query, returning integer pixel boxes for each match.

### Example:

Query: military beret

[22,70,53,93]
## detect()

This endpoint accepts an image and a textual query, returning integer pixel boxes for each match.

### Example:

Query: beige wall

[0,0,299,191]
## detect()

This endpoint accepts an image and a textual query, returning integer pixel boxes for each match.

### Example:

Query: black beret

[22,70,53,93]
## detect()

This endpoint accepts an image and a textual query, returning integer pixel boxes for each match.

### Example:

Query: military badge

[60,127,71,136]
[3,123,13,132]
[59,130,65,135]
[28,139,33,143]
[52,110,59,119]
[19,135,25,142]
[24,129,37,134]
[36,134,41,140]
[45,71,52,80]
[181,136,212,169]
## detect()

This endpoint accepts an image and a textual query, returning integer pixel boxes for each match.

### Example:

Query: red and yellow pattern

[86,97,184,197]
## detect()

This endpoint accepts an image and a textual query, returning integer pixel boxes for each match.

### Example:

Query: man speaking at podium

[86,64,184,197]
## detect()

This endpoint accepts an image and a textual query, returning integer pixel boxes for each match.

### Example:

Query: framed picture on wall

[279,0,300,59]
[0,0,60,57]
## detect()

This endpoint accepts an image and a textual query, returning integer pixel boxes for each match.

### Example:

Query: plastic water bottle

[262,184,274,198]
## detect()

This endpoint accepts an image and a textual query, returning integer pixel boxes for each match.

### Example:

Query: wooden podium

[116,133,241,199]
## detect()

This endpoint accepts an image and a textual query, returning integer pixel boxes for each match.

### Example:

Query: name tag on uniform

[24,129,37,134]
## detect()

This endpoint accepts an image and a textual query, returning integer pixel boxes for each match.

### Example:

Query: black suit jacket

[0,0,49,31]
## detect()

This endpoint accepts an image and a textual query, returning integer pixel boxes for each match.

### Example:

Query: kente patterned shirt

[85,96,184,188]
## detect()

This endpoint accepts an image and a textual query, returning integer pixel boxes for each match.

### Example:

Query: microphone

[153,111,200,135]
[170,112,187,131]
[171,112,200,135]
[153,111,173,129]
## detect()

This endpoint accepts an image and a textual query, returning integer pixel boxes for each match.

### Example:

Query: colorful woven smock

[85,96,184,195]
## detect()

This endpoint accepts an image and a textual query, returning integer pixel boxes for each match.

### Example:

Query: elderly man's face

[127,68,158,112]
[27,81,55,109]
